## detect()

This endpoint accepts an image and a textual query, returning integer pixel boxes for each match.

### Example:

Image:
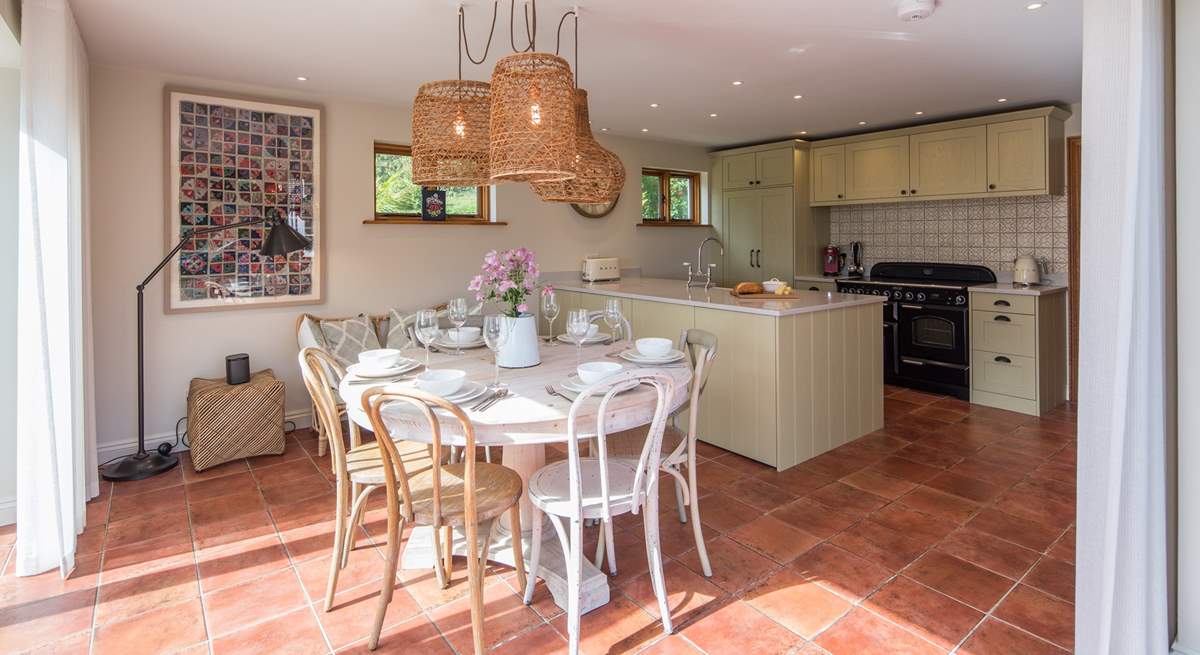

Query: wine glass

[448,297,468,356]
[566,308,591,367]
[603,298,623,343]
[541,291,560,346]
[415,309,440,370]
[483,314,510,388]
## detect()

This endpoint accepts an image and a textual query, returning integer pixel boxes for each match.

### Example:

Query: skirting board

[0,496,13,526]
[1174,641,1200,655]
[96,409,313,463]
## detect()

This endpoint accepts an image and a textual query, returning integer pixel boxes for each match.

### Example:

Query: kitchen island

[550,277,886,470]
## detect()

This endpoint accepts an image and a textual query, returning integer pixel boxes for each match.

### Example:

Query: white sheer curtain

[15,0,98,577]
[1078,0,1173,651]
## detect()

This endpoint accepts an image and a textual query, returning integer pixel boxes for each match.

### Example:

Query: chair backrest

[361,387,477,527]
[678,328,718,398]
[565,370,675,522]
[585,310,633,342]
[298,347,358,472]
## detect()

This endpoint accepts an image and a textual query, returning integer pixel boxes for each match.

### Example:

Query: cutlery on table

[545,384,572,401]
[470,388,499,411]
[476,388,509,411]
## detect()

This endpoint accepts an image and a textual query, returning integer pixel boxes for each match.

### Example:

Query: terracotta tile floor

[0,387,1076,654]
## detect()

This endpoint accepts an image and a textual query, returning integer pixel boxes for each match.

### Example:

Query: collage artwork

[171,93,319,308]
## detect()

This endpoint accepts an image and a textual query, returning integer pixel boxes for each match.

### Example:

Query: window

[373,142,489,221]
[640,168,701,224]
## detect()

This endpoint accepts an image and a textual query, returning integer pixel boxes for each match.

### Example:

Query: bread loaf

[734,282,764,295]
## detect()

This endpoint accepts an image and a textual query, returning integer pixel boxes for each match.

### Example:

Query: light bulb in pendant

[453,110,466,138]
[529,86,542,126]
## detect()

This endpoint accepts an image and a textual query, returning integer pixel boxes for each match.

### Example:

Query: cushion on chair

[319,314,383,367]
[528,457,642,520]
[385,308,413,350]
[297,315,328,351]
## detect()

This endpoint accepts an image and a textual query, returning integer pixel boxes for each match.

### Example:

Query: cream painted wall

[88,64,714,454]
[0,67,17,523]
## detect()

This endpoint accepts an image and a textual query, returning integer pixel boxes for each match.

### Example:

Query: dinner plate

[555,333,611,345]
[347,359,420,378]
[433,337,487,350]
[617,349,686,365]
[560,372,636,393]
[383,379,488,404]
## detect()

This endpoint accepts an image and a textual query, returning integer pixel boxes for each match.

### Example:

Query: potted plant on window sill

[469,248,547,368]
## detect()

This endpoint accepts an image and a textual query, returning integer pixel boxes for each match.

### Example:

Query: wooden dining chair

[362,386,526,653]
[585,309,633,343]
[599,328,718,577]
[523,370,677,655]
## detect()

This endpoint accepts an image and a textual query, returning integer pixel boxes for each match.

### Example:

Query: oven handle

[900,304,923,310]
[901,357,968,370]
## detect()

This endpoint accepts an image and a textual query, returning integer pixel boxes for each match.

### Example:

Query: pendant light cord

[510,0,536,52]
[554,9,578,85]
[458,2,499,78]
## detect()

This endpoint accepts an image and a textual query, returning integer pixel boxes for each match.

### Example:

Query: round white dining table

[338,339,692,615]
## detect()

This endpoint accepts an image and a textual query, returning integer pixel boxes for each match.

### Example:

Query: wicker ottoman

[187,369,286,471]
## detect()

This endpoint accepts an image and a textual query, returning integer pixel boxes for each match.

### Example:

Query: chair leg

[443,525,456,582]
[431,524,449,589]
[324,476,349,611]
[643,481,673,635]
[523,508,543,604]
[674,477,688,523]
[592,520,606,570]
[369,508,403,650]
[314,405,328,457]
[687,450,712,578]
[567,516,584,655]
[467,518,489,655]
[343,483,375,568]
[509,507,527,593]
[603,518,618,576]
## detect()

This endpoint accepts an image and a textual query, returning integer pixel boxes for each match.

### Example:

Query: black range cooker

[837,262,997,400]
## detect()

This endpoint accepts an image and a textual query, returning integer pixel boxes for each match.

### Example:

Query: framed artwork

[164,88,323,312]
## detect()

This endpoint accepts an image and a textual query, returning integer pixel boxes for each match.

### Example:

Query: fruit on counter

[774,284,794,295]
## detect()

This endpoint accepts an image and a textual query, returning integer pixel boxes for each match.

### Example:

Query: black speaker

[225,353,250,385]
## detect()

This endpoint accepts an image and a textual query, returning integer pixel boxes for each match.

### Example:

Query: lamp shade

[411,80,492,186]
[488,52,578,183]
[531,89,625,204]
[261,219,312,257]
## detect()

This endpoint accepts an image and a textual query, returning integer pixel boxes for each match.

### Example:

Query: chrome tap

[685,236,724,289]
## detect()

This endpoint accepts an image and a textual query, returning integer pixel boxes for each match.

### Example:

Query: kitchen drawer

[972,292,1035,315]
[972,350,1037,399]
[971,310,1036,357]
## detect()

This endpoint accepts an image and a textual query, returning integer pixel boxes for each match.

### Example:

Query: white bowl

[445,327,481,343]
[635,337,673,358]
[577,361,623,385]
[414,369,466,396]
[358,348,401,369]
[761,278,785,293]
[586,324,600,338]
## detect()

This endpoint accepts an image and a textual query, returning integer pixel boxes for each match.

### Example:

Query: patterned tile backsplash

[828,194,1069,274]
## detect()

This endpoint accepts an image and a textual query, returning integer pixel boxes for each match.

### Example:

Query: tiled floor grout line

[85,481,114,655]
[179,479,214,655]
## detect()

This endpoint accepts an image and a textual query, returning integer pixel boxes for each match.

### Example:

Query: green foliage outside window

[375,152,481,216]
[640,174,662,219]
[669,176,692,221]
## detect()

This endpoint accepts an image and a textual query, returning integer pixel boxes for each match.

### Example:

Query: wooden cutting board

[729,291,811,300]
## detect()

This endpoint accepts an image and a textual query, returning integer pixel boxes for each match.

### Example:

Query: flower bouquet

[468,248,547,367]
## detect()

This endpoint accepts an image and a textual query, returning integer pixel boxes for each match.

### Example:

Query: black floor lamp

[101,213,312,482]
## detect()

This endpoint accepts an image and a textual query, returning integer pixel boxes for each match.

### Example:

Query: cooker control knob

[883,290,891,298]
[916,292,927,302]
[904,291,914,300]
[955,295,967,305]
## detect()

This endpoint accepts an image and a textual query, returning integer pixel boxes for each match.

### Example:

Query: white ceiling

[71,0,1081,146]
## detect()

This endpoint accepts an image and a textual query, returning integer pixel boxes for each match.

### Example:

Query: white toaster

[581,257,620,282]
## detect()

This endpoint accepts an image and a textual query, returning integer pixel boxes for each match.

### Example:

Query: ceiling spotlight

[709,113,719,118]
[858,121,868,126]
[640,128,649,132]
[650,103,659,108]
[793,94,803,100]
[997,97,1009,102]
[1026,2,1047,9]
[296,76,308,82]
[914,111,924,115]
[732,80,743,86]
[799,131,808,135]
[600,127,609,132]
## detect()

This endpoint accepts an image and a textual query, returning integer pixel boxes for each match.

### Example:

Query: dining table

[338,337,693,615]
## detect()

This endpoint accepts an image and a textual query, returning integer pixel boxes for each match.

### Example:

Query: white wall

[88,64,714,457]
[0,65,17,524]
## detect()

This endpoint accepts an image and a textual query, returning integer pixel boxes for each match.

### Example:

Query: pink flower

[541,285,555,297]
[467,275,483,292]
[517,303,528,314]
[498,280,515,293]
[475,292,485,302]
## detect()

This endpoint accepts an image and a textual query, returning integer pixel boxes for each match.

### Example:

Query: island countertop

[551,276,885,317]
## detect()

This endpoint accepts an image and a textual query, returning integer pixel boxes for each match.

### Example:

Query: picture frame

[164,88,324,313]
[421,187,447,221]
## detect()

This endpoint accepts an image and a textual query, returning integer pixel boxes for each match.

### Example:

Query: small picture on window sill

[421,188,446,221]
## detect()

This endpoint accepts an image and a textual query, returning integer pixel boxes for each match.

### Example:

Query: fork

[476,388,509,411]
[545,384,572,401]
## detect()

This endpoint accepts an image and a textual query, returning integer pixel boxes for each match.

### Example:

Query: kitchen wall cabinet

[969,289,1067,416]
[710,140,829,283]
[986,118,1047,193]
[809,106,1069,206]
[845,136,910,201]
[810,145,845,202]
[908,126,988,197]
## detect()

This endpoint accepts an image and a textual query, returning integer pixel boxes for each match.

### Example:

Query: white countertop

[968,282,1068,297]
[554,277,885,317]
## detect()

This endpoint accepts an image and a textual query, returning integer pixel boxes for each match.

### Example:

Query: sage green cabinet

[969,290,1067,416]
[845,136,910,201]
[721,187,794,285]
[810,145,845,202]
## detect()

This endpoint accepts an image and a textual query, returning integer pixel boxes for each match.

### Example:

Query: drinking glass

[566,308,591,366]
[448,297,468,356]
[483,314,510,387]
[603,298,624,343]
[541,291,560,346]
[415,309,440,370]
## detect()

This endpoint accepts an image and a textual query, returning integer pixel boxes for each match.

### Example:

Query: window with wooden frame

[371,142,490,223]
[640,168,701,225]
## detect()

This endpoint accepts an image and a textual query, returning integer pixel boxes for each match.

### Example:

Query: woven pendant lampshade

[532,89,624,204]
[411,80,492,186]
[489,52,578,183]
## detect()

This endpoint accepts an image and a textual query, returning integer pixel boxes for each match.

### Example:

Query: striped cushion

[319,314,382,367]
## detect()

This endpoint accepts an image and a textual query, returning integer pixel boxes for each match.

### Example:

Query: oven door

[897,303,968,365]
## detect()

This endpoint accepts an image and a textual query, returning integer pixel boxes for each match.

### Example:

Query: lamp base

[101,451,179,482]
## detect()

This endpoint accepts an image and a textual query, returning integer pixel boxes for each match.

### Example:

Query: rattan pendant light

[531,88,624,203]
[411,7,497,186]
[488,51,577,183]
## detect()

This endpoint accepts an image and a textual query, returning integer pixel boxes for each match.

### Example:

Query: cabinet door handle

[989,183,997,190]
[836,193,844,199]
[910,189,918,194]
[993,315,1011,322]
[994,299,1011,307]
[809,286,819,291]
[900,189,907,195]
[754,249,761,267]
[994,355,1012,364]
[749,249,754,268]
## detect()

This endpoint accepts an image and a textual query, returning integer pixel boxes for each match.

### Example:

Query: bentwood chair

[362,387,526,654]
[585,309,633,344]
[600,328,718,577]
[523,370,677,655]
